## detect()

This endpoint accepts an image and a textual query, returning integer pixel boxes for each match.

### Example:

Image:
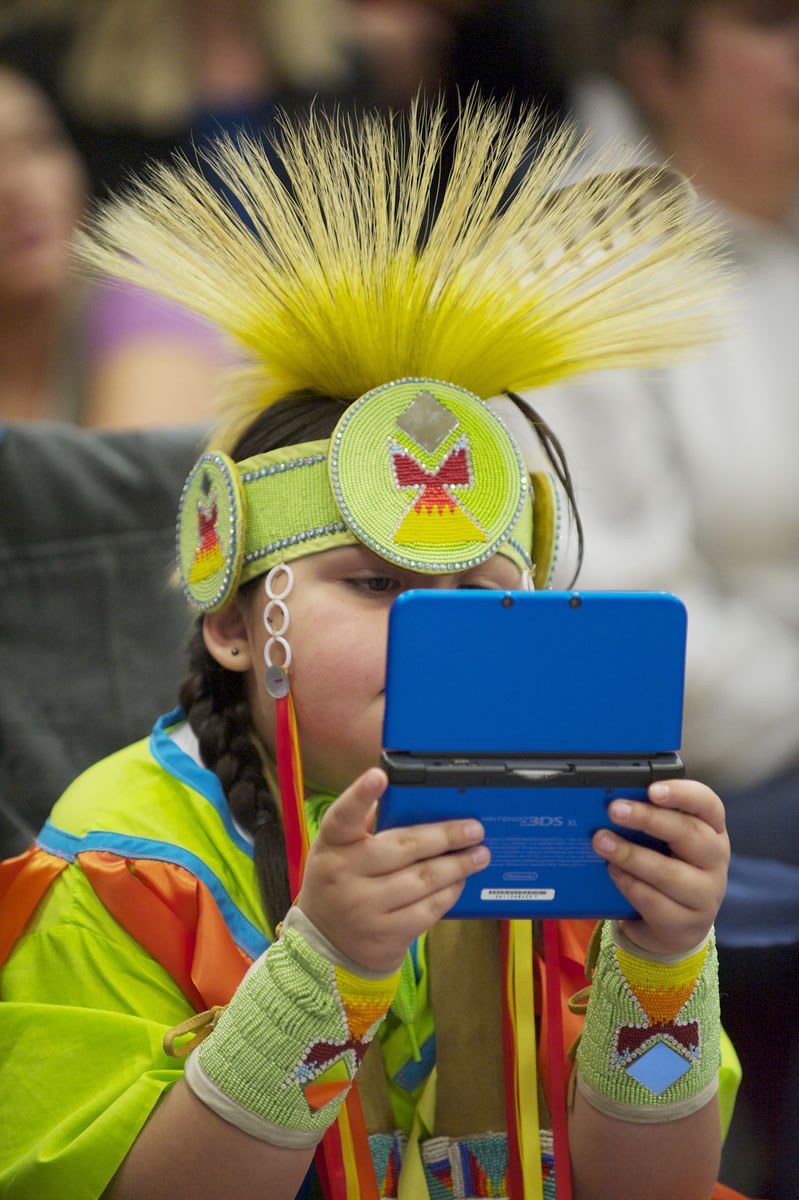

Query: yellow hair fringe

[77,93,727,452]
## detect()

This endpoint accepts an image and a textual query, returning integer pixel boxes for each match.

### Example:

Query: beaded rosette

[329,379,531,574]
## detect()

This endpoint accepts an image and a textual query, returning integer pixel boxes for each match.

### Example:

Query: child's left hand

[591,779,729,957]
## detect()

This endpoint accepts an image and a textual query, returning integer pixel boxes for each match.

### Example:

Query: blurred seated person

[550,0,799,862]
[541,3,799,1197]
[0,0,366,201]
[349,0,457,107]
[0,60,86,423]
[0,56,234,429]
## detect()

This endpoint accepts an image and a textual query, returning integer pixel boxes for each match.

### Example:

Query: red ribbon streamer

[544,920,573,1200]
[273,686,378,1199]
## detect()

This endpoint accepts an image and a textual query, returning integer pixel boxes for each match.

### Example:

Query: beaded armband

[575,921,720,1123]
[183,907,400,1148]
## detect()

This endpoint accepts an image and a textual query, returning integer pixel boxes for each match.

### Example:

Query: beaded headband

[177,378,546,612]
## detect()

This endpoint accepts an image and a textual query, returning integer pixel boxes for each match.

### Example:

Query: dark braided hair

[177,388,581,933]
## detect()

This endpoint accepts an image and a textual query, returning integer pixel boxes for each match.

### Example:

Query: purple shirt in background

[84,277,238,366]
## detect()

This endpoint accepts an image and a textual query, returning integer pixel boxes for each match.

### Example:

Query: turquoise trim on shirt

[149,707,255,859]
[36,821,270,964]
[34,821,80,862]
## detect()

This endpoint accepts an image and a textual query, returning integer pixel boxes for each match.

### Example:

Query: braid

[179,620,291,933]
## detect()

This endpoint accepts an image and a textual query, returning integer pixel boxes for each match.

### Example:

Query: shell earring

[263,562,294,698]
[261,562,309,881]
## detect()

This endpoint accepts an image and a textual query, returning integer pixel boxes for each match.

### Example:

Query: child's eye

[345,576,400,595]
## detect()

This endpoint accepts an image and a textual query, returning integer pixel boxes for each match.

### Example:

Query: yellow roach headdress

[79,94,725,605]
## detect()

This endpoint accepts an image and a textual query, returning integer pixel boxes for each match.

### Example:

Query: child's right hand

[295,767,490,974]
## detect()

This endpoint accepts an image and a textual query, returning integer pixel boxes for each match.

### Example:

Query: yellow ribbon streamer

[508,919,543,1200]
[397,1067,438,1200]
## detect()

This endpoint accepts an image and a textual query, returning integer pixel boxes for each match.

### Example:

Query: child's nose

[420,574,459,591]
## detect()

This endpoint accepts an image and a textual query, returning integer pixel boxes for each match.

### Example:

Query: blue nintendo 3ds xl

[377,589,687,919]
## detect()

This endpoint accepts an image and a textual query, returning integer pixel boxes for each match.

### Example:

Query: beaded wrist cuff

[184,909,401,1147]
[575,922,720,1123]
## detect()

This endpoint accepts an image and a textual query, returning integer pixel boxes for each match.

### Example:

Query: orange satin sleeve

[0,845,69,965]
[78,851,253,1009]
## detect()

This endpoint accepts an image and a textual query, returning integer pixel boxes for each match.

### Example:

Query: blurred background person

[0,59,87,423]
[0,0,362,200]
[541,3,799,1197]
[352,0,567,115]
[351,0,459,108]
[0,53,230,430]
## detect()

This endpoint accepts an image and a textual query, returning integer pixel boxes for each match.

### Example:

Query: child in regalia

[0,98,743,1200]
